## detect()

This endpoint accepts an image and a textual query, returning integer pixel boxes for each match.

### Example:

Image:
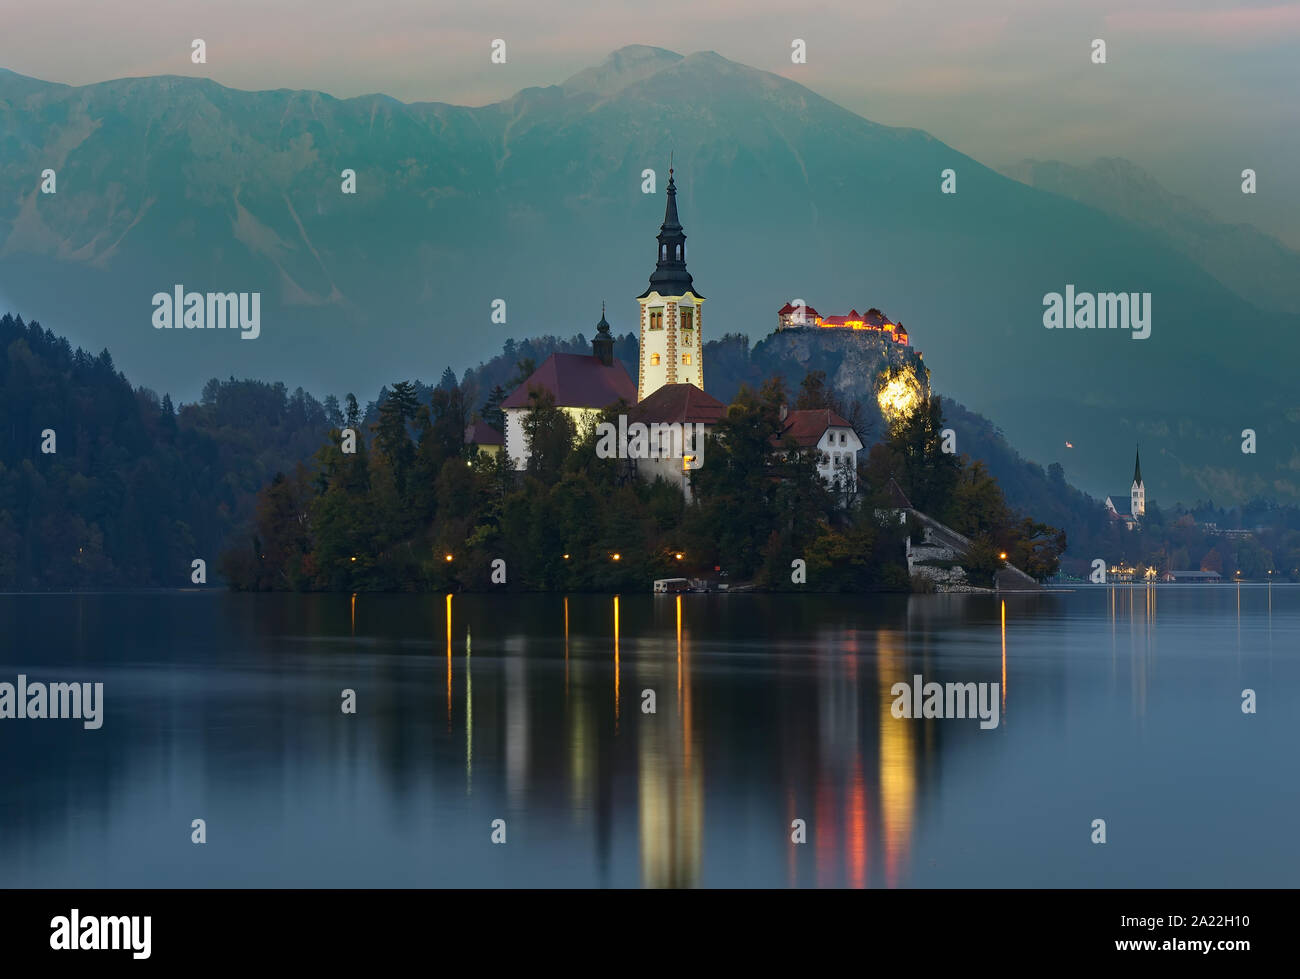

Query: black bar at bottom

[0,888,1279,966]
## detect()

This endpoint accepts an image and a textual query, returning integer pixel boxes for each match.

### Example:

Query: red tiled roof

[628,383,727,425]
[778,408,856,447]
[501,353,637,410]
[778,302,820,320]
[465,420,503,446]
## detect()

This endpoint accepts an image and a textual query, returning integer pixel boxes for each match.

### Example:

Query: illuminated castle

[776,302,909,345]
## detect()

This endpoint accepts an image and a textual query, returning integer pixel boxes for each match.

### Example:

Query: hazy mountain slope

[2,47,1297,505]
[1002,156,1300,315]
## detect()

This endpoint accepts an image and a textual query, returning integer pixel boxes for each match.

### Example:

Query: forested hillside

[6,313,1294,590]
[0,313,331,587]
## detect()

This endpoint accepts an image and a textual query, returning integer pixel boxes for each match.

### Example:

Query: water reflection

[1,587,1296,888]
[638,594,701,888]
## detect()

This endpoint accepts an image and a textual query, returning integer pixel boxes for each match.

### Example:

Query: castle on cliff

[776,302,909,346]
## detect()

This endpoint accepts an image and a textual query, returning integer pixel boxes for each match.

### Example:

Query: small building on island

[465,420,503,460]
[774,406,864,496]
[625,382,727,501]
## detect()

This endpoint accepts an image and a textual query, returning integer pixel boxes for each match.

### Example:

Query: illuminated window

[649,308,664,330]
[682,353,692,366]
[650,352,660,366]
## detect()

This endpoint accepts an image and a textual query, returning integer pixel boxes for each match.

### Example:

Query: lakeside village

[222,171,1263,595]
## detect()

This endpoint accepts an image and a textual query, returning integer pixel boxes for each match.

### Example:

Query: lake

[1,586,1296,888]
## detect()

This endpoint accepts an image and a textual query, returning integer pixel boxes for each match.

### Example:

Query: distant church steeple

[592,302,614,366]
[1131,445,1145,518]
[636,163,706,401]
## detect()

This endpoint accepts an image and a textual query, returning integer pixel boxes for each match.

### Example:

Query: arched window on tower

[650,353,660,366]
[676,244,682,260]
[682,353,692,366]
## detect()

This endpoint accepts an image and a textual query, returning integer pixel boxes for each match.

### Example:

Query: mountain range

[2,46,1297,504]
[1000,156,1300,317]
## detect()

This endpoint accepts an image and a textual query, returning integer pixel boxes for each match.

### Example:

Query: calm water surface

[1,587,1297,888]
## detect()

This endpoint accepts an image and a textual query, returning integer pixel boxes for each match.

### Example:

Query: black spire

[638,166,704,299]
[592,301,614,366]
[1133,445,1142,486]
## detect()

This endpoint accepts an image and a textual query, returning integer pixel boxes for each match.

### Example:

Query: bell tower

[1131,445,1145,518]
[637,165,704,400]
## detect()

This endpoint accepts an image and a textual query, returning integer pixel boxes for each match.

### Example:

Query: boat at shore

[653,576,735,594]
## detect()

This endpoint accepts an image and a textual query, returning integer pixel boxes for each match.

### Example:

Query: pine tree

[481,384,508,431]
[376,381,420,496]
[323,394,343,428]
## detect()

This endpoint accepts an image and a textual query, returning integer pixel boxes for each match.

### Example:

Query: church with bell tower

[1105,446,1146,528]
[637,167,705,400]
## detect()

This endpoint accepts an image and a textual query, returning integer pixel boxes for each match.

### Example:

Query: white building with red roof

[774,406,864,496]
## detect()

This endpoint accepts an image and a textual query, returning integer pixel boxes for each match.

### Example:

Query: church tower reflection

[638,594,703,887]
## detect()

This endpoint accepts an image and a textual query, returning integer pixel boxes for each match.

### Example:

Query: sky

[2,0,1298,245]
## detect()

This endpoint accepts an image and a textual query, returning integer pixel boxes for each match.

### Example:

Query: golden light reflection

[350,592,356,635]
[877,629,915,888]
[1001,600,1007,716]
[676,594,683,702]
[639,592,702,889]
[446,593,453,727]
